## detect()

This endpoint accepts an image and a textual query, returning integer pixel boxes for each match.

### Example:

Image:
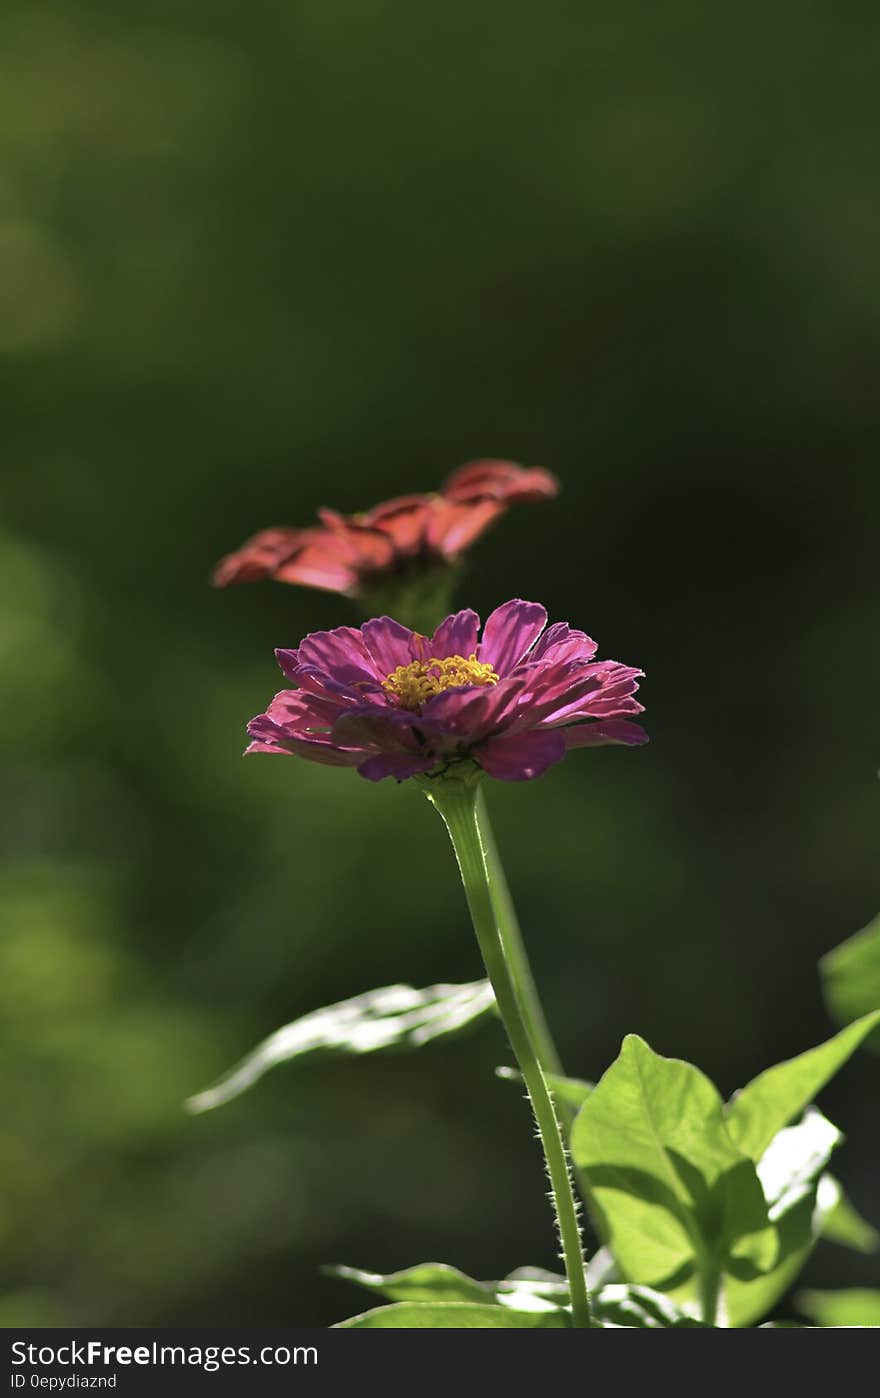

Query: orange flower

[213,460,558,598]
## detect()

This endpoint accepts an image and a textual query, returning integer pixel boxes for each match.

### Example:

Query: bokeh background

[2,1,878,1327]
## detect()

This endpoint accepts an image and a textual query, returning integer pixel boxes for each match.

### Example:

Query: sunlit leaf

[333,1282,710,1328]
[819,1176,879,1254]
[723,1110,842,1328]
[796,1289,880,1327]
[329,1260,566,1314]
[759,1321,812,1328]
[325,1262,489,1305]
[585,1247,619,1289]
[591,1284,708,1328]
[186,979,494,1112]
[495,1269,570,1311]
[756,1108,842,1219]
[570,1034,775,1291]
[335,1302,569,1328]
[820,913,880,1047]
[724,1010,880,1159]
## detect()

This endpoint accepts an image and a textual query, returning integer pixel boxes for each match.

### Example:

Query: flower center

[382,653,499,710]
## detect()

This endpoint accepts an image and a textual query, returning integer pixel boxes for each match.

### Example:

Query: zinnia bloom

[213,460,557,597]
[247,600,646,782]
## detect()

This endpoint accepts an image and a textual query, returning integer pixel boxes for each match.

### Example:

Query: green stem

[699,1267,720,1327]
[475,787,564,1077]
[424,777,592,1329]
[475,789,598,1213]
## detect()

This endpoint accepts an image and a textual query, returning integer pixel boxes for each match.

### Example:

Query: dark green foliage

[820,914,880,1046]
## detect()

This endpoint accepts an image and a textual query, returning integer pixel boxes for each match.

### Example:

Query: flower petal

[478,600,548,674]
[213,527,304,586]
[425,498,504,557]
[273,550,360,595]
[263,688,342,731]
[360,495,433,553]
[544,664,644,725]
[273,649,300,683]
[273,519,394,595]
[245,712,365,765]
[564,719,649,748]
[361,616,420,675]
[316,511,397,571]
[443,460,559,504]
[528,622,598,666]
[332,706,423,753]
[430,609,481,658]
[419,674,528,741]
[475,728,567,781]
[296,626,380,685]
[255,736,365,765]
[356,752,437,782]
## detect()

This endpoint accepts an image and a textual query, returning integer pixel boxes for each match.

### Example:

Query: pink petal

[425,498,505,557]
[296,626,380,685]
[443,460,559,504]
[575,695,645,717]
[528,622,598,666]
[475,728,567,781]
[268,738,365,766]
[361,617,420,675]
[478,600,548,674]
[263,689,342,731]
[292,664,382,705]
[539,664,644,726]
[419,674,528,741]
[213,527,304,587]
[430,609,481,658]
[501,664,606,732]
[332,707,423,754]
[245,714,365,765]
[362,495,433,554]
[357,752,437,782]
[275,648,300,683]
[273,556,359,594]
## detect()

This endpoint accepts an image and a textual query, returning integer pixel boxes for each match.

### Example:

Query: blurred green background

[1,1,878,1326]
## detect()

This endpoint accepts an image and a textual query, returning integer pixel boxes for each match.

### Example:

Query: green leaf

[722,1110,842,1328]
[796,1289,880,1327]
[724,1011,880,1160]
[331,1265,717,1328]
[819,1177,879,1254]
[330,1260,569,1314]
[570,1038,852,1325]
[755,1108,842,1218]
[335,1302,569,1328]
[186,979,494,1112]
[591,1284,708,1328]
[570,1034,776,1291]
[325,1262,490,1305]
[585,1247,619,1289]
[496,1066,593,1112]
[495,1267,570,1309]
[820,913,880,1043]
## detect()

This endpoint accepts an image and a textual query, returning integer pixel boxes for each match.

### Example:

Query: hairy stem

[425,778,592,1329]
[475,787,564,1076]
[475,789,599,1211]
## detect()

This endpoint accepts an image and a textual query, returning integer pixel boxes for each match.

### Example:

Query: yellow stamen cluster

[382,653,499,710]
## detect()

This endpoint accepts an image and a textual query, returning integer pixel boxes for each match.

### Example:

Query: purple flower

[247,600,647,783]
